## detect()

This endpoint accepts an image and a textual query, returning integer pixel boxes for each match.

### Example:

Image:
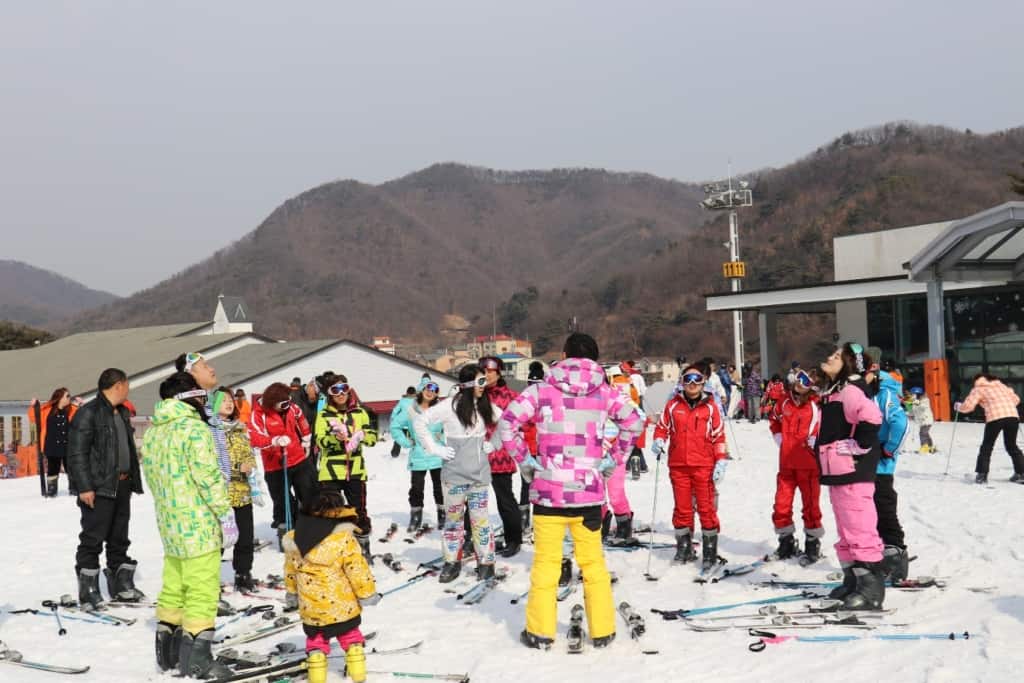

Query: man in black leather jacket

[67,368,145,609]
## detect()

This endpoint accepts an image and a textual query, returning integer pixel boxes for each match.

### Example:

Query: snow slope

[2,419,1023,682]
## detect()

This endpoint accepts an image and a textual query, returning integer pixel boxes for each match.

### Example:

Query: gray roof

[218,296,251,323]
[0,322,255,401]
[908,202,1024,282]
[129,339,340,414]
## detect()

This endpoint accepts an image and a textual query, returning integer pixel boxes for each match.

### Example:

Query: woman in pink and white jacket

[815,342,885,610]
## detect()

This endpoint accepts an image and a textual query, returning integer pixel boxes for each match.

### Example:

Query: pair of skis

[457,568,509,605]
[652,590,828,619]
[0,641,89,676]
[405,524,435,543]
[754,576,947,591]
[748,628,972,652]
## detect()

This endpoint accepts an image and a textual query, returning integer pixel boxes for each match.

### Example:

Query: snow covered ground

[3,418,1024,682]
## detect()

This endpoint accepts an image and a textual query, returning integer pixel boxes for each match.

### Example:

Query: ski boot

[559,557,573,587]
[178,628,231,679]
[1010,472,1024,484]
[520,630,553,650]
[828,563,856,600]
[592,633,616,648]
[519,504,531,533]
[437,505,447,528]
[155,622,182,672]
[477,563,496,582]
[499,540,521,558]
[802,535,822,564]
[77,567,104,611]
[614,513,634,545]
[673,529,695,564]
[105,561,145,602]
[407,507,423,534]
[307,650,328,683]
[46,475,58,497]
[276,525,286,552]
[234,572,256,592]
[842,561,886,610]
[345,644,366,683]
[774,533,799,560]
[629,452,642,480]
[600,511,613,543]
[975,472,988,484]
[438,561,461,584]
[881,545,909,582]
[700,532,719,571]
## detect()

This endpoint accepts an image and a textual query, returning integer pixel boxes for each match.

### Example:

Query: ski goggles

[680,372,705,386]
[183,352,206,373]
[793,370,814,388]
[460,376,488,389]
[174,389,207,402]
[328,382,351,396]
[274,399,292,411]
[480,358,501,371]
[423,382,440,393]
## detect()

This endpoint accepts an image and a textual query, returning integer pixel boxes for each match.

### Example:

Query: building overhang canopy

[907,202,1024,282]
[705,276,998,313]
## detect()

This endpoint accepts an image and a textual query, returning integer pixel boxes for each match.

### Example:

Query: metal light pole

[701,177,753,372]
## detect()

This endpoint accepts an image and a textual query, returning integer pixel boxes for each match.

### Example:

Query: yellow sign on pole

[722,261,746,278]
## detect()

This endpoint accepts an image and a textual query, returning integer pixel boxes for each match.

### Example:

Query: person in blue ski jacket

[390,378,445,532]
[867,367,909,582]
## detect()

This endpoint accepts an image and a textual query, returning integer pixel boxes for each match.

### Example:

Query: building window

[10,416,22,447]
[0,417,5,450]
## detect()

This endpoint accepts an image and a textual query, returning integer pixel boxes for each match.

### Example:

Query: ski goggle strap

[183,352,205,373]
[480,358,500,371]
[328,382,350,396]
[459,376,488,389]
[681,372,705,386]
[848,343,865,373]
[174,389,207,401]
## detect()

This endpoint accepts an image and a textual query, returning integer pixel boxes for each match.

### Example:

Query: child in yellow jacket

[283,488,378,683]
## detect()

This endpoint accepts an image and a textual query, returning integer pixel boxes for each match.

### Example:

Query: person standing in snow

[653,363,728,569]
[479,356,523,558]
[762,374,787,420]
[865,364,911,581]
[389,386,418,458]
[35,388,79,497]
[767,368,824,563]
[67,368,145,610]
[143,372,231,679]
[518,361,546,532]
[248,382,316,547]
[816,343,886,610]
[909,387,935,453]
[413,363,501,584]
[743,363,764,423]
[500,333,644,650]
[954,374,1024,484]
[389,378,445,531]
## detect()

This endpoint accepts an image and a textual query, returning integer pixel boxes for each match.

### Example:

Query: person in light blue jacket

[390,378,445,532]
[867,367,910,581]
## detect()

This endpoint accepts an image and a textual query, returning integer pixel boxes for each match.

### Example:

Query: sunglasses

[681,372,705,386]
[328,383,350,396]
[460,376,488,389]
[274,399,292,411]
[423,382,440,393]
[794,370,813,388]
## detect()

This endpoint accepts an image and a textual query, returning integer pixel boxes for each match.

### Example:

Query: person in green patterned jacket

[142,372,231,680]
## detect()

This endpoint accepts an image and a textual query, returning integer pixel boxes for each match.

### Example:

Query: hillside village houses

[0,296,454,456]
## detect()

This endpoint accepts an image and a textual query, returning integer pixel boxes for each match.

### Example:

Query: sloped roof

[908,202,1024,281]
[218,297,251,322]
[0,322,254,401]
[129,339,340,413]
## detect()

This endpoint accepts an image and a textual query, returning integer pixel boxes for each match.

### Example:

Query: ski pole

[47,601,67,636]
[380,569,436,598]
[8,608,117,626]
[510,589,530,605]
[944,409,960,476]
[749,629,971,652]
[283,455,292,532]
[365,671,469,682]
[652,590,822,619]
[215,604,275,633]
[643,454,663,581]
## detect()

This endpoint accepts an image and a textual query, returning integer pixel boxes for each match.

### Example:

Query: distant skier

[954,373,1024,484]
[909,387,935,453]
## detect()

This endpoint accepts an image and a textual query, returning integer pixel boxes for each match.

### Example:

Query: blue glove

[598,453,616,479]
[713,459,728,483]
[520,455,544,483]
[651,438,666,459]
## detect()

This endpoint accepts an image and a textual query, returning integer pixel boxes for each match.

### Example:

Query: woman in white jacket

[414,364,501,584]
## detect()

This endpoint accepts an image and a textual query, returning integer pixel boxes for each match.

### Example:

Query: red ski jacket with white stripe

[768,394,820,470]
[653,394,726,468]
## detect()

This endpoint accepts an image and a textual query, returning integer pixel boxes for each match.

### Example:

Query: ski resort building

[706,201,1024,420]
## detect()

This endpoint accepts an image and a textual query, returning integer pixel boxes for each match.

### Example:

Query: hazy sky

[3,1,1022,296]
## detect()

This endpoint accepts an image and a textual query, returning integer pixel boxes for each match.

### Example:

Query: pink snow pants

[306,627,364,655]
[828,482,883,563]
[605,459,631,516]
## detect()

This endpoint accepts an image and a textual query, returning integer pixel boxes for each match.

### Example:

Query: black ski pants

[873,474,904,549]
[264,457,317,529]
[976,417,1024,475]
[321,478,371,534]
[408,468,443,508]
[232,503,254,575]
[75,477,134,572]
[491,472,522,546]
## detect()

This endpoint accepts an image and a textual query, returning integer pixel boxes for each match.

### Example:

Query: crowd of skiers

[35,330,1024,680]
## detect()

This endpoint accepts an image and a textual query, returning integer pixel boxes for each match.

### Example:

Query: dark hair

[771,374,782,382]
[563,333,599,361]
[174,354,188,373]
[98,368,128,391]
[972,372,1001,383]
[48,387,70,406]
[681,363,704,378]
[417,390,440,408]
[158,372,208,422]
[528,361,545,383]
[823,343,873,386]
[302,488,357,519]
[217,385,239,421]
[261,382,292,412]
[454,364,495,430]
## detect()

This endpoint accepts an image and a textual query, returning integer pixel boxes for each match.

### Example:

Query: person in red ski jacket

[479,356,523,557]
[762,375,787,418]
[248,382,317,546]
[767,368,824,563]
[652,363,728,570]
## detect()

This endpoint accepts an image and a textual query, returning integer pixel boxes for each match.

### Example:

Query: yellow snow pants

[526,511,615,640]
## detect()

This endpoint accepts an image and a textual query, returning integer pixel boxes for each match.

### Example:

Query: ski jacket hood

[546,358,607,397]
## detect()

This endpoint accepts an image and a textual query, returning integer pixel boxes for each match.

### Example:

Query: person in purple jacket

[500,333,644,650]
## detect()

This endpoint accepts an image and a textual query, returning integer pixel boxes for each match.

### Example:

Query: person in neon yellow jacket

[142,372,230,679]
